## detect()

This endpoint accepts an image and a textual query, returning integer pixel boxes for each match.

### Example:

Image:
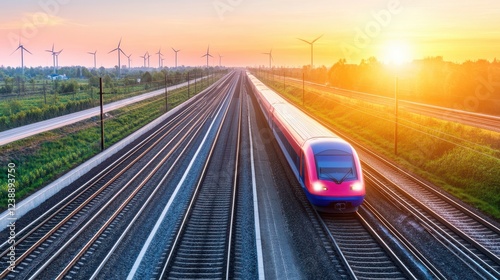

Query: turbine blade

[24,47,33,55]
[109,48,118,54]
[297,38,311,44]
[10,46,21,56]
[311,34,324,44]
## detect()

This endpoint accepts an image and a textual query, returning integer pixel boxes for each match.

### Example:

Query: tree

[103,75,114,88]
[59,80,79,94]
[0,77,14,94]
[141,71,152,83]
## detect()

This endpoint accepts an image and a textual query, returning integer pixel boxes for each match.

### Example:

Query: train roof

[308,138,354,154]
[247,73,339,144]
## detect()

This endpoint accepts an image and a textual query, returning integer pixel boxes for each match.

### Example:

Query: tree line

[273,57,500,115]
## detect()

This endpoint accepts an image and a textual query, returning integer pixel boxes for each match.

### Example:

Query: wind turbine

[55,49,63,70]
[126,53,132,69]
[140,52,148,68]
[218,54,223,67]
[172,48,180,68]
[45,44,59,74]
[201,45,213,68]
[109,38,127,75]
[88,50,97,69]
[156,48,164,68]
[147,52,151,68]
[262,49,273,68]
[297,34,323,68]
[11,40,32,76]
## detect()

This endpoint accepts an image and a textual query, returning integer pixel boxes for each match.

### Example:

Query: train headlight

[350,182,364,191]
[313,182,327,192]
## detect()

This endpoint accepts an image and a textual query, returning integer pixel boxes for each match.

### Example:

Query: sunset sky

[1,0,499,68]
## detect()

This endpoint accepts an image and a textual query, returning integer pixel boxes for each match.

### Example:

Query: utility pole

[99,78,105,151]
[187,72,190,98]
[302,72,305,107]
[165,73,168,113]
[394,76,399,155]
[43,81,47,104]
[283,69,285,90]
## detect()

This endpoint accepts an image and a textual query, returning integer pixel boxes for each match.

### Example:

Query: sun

[382,40,413,65]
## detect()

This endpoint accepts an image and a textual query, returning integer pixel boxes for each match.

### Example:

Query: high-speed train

[247,72,365,212]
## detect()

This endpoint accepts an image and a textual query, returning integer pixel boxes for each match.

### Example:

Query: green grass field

[0,76,212,131]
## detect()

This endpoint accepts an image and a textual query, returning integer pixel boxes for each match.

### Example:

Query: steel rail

[0,73,235,279]
[158,74,239,279]
[54,90,225,280]
[365,170,500,279]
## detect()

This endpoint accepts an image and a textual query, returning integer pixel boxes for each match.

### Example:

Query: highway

[281,76,500,132]
[0,76,208,146]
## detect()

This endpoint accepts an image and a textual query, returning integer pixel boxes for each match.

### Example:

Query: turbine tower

[146,52,151,68]
[156,48,164,68]
[297,34,323,68]
[55,49,63,70]
[172,48,180,68]
[140,52,148,68]
[218,54,223,67]
[201,45,213,68]
[88,50,97,69]
[262,49,273,68]
[109,38,127,75]
[126,53,132,69]
[11,41,32,76]
[45,44,60,74]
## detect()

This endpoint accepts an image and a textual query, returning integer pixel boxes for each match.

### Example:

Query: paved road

[0,77,207,146]
[283,76,500,132]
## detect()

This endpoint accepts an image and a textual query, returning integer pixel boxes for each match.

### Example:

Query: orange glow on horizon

[1,1,499,68]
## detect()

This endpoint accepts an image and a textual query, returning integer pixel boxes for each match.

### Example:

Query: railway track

[318,211,411,279]
[364,164,500,279]
[0,72,237,279]
[255,74,500,278]
[158,74,242,279]
[326,126,500,278]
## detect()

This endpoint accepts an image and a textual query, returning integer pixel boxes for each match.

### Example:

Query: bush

[59,80,79,94]
[2,99,23,115]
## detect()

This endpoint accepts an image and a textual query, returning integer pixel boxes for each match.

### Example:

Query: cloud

[0,13,84,31]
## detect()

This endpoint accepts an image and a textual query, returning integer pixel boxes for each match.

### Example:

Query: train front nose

[334,202,346,211]
[308,179,365,211]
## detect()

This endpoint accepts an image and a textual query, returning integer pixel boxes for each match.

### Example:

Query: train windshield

[315,150,357,184]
